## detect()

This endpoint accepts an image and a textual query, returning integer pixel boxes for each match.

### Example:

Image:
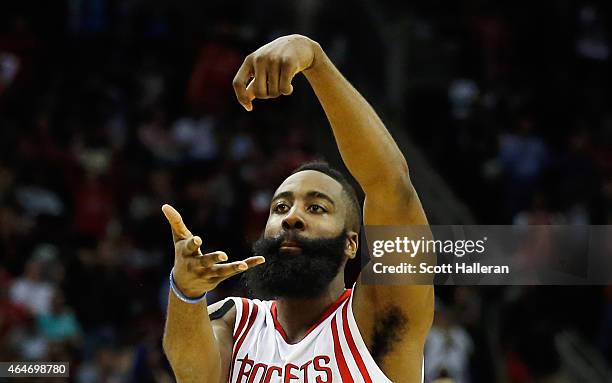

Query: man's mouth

[280,240,301,249]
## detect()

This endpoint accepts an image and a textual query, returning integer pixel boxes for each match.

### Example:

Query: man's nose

[282,210,305,230]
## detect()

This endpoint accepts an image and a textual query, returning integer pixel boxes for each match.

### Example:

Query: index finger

[232,55,254,111]
[162,204,192,241]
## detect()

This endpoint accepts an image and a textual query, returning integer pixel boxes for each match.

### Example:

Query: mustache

[252,231,345,258]
[252,232,306,254]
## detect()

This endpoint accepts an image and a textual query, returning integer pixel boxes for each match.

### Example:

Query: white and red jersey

[222,288,419,383]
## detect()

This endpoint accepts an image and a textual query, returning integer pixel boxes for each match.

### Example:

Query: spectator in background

[36,290,82,346]
[498,117,550,219]
[137,110,180,163]
[187,21,243,114]
[0,52,20,96]
[171,112,219,164]
[9,256,56,316]
[513,192,563,226]
[557,129,600,224]
[129,320,173,383]
[76,345,132,383]
[425,301,474,383]
[66,240,131,333]
[0,268,31,359]
[8,316,48,361]
[576,4,610,62]
[71,153,115,239]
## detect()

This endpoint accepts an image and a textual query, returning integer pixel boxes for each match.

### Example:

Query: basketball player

[162,34,434,383]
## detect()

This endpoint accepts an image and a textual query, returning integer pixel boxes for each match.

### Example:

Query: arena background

[0,0,611,382]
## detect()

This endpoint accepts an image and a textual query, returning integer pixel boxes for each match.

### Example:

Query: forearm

[163,292,221,383]
[304,44,409,190]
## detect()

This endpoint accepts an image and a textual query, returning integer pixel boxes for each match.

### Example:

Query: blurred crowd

[0,1,611,382]
[404,1,612,382]
[405,1,612,226]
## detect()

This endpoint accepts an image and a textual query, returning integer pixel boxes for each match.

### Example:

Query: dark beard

[242,230,348,300]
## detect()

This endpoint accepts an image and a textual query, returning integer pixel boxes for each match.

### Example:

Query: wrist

[169,268,208,304]
[304,40,327,75]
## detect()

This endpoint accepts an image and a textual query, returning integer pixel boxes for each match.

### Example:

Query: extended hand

[162,204,265,298]
[232,34,321,111]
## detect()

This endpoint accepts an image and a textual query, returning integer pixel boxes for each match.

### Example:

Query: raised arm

[233,35,433,381]
[303,41,434,382]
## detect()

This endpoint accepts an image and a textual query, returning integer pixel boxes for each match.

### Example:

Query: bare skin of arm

[233,35,434,382]
[161,205,264,383]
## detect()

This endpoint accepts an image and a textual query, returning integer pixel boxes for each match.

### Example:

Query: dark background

[0,0,611,382]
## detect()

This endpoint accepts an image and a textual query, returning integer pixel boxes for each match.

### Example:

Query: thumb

[279,82,294,96]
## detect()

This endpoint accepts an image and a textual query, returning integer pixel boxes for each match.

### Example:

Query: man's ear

[345,231,359,259]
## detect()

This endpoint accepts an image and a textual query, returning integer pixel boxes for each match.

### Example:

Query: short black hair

[291,160,362,232]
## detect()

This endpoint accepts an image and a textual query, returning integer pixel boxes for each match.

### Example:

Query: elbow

[364,163,413,197]
[388,158,412,190]
[368,157,411,188]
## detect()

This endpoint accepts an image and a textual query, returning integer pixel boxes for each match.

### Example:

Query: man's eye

[273,203,289,213]
[308,204,327,213]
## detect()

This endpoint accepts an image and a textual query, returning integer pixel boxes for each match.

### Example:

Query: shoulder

[207,297,270,332]
[207,297,238,329]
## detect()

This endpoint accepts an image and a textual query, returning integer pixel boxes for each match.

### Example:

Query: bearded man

[162,34,434,383]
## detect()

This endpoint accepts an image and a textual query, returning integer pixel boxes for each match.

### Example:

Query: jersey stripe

[233,298,250,341]
[233,303,258,360]
[228,299,250,382]
[270,303,289,341]
[230,301,258,383]
[341,301,372,383]
[331,315,355,383]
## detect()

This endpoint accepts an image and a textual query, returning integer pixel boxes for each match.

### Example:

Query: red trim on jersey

[230,302,259,382]
[332,315,355,383]
[233,298,250,341]
[270,303,289,341]
[228,299,250,382]
[341,300,372,383]
[271,289,352,343]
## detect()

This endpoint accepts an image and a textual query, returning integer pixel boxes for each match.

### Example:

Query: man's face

[243,171,358,299]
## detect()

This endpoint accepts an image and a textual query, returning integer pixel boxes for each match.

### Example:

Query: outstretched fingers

[208,256,266,281]
[194,250,228,268]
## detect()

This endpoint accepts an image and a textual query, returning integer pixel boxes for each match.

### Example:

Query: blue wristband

[169,268,208,304]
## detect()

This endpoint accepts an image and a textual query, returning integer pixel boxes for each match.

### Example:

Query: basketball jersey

[223,287,421,383]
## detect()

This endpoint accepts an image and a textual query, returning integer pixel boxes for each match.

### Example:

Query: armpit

[370,306,408,364]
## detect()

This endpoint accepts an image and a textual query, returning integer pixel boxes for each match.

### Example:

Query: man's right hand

[162,204,265,298]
